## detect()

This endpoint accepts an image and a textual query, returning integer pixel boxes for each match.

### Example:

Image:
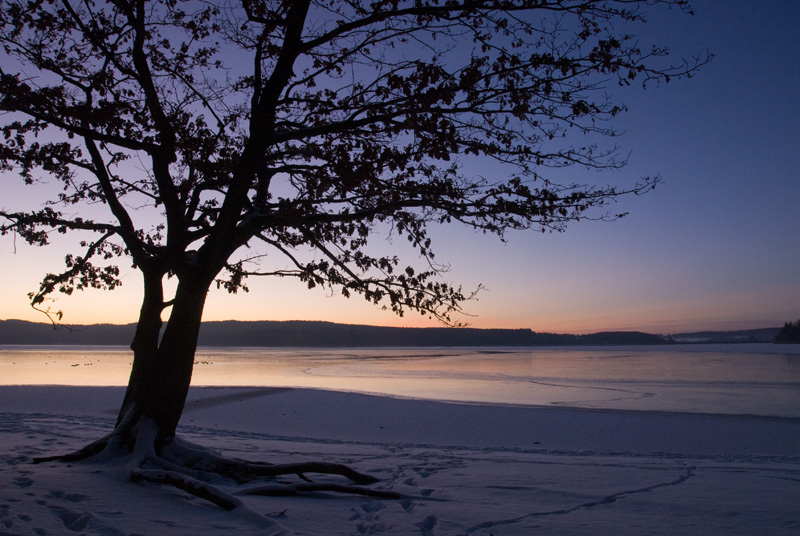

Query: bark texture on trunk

[117,274,209,442]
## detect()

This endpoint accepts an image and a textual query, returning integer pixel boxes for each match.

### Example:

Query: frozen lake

[2,343,799,417]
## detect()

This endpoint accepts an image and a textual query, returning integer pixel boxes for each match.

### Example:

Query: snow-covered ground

[2,386,799,535]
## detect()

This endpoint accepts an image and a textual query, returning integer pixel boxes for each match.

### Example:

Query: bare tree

[0,0,708,506]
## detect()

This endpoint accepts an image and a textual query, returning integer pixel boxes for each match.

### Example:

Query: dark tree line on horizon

[775,320,800,343]
[0,318,680,346]
[0,0,708,510]
[1,317,782,346]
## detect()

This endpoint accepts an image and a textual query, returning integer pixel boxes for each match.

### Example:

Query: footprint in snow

[12,476,33,488]
[48,490,88,503]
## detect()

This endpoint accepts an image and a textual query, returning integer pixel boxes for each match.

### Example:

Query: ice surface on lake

[2,343,799,417]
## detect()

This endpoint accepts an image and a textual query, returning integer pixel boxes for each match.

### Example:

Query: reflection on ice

[1,344,799,417]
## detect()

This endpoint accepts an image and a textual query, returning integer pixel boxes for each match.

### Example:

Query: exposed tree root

[240,483,404,499]
[162,437,380,484]
[130,468,242,511]
[31,417,398,513]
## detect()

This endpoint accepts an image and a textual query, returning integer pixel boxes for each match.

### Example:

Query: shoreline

[3,385,800,456]
[2,383,800,422]
[3,383,800,423]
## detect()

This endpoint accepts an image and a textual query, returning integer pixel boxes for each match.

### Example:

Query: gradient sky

[1,0,798,334]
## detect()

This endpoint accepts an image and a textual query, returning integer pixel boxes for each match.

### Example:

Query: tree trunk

[116,273,210,443]
[116,270,163,428]
[36,266,384,508]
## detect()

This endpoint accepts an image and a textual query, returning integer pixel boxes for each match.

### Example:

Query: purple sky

[1,0,798,334]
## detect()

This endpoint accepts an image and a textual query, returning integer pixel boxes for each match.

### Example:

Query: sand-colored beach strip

[1,385,799,535]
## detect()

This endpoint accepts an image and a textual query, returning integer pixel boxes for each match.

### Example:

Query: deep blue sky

[1,0,798,334]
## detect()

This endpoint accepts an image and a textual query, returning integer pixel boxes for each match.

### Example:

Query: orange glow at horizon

[0,252,790,336]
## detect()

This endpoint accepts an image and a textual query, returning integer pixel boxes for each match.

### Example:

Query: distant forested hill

[0,319,136,345]
[0,319,672,347]
[669,328,779,343]
[196,320,555,347]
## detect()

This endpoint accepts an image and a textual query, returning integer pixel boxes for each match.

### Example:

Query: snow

[1,386,799,535]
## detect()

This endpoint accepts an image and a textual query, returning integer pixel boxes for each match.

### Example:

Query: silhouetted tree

[775,320,800,343]
[0,0,708,507]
